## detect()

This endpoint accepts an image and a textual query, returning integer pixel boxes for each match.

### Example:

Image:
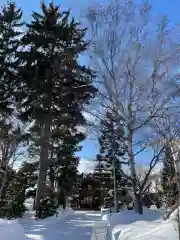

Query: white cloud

[82,111,96,123]
[151,162,162,175]
[136,162,162,176]
[75,111,98,134]
[76,125,87,134]
[78,158,96,174]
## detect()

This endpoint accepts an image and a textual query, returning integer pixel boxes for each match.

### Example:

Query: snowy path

[23,211,102,240]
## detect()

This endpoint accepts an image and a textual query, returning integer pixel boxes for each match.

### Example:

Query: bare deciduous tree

[86,0,180,214]
[0,118,29,199]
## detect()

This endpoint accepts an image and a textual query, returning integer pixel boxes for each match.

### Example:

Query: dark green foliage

[0,1,23,115]
[0,161,37,219]
[0,118,31,214]
[15,1,96,209]
[16,1,96,125]
[0,173,27,219]
[0,2,26,218]
[45,127,85,207]
[56,156,79,192]
[36,197,59,219]
[53,153,80,208]
[92,164,112,205]
[17,161,38,201]
[16,0,97,134]
[0,1,96,217]
[52,132,84,199]
[0,199,26,219]
[19,161,38,189]
[161,143,178,206]
[95,106,127,194]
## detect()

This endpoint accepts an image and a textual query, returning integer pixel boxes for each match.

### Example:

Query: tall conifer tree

[17,2,96,210]
[0,2,23,115]
[95,106,127,207]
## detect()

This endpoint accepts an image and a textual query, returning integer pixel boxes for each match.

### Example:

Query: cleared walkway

[24,211,102,240]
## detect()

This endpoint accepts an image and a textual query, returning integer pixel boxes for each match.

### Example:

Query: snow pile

[102,208,162,227]
[101,208,111,219]
[0,219,27,240]
[38,207,74,225]
[115,220,178,240]
[169,206,180,221]
[23,198,74,224]
[103,208,178,240]
[19,206,74,225]
[24,198,34,211]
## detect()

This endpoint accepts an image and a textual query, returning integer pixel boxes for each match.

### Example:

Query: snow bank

[0,219,27,240]
[22,198,74,225]
[114,220,178,240]
[102,208,178,240]
[19,207,74,225]
[38,207,74,225]
[102,208,163,228]
[169,206,180,221]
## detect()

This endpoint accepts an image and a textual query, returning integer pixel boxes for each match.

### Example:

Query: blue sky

[9,0,180,25]
[7,0,180,170]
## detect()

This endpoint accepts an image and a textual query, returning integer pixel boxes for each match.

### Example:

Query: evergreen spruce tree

[95,106,127,209]
[0,160,38,219]
[48,127,85,208]
[0,2,23,115]
[17,2,96,210]
[0,3,24,209]
[161,143,178,207]
[93,154,112,205]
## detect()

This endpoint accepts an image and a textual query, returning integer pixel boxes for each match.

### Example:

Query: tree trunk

[113,159,118,212]
[127,70,143,214]
[35,122,50,211]
[127,136,143,214]
[64,191,67,209]
[0,168,8,199]
[135,193,143,215]
[100,181,104,206]
[49,166,55,190]
[57,187,66,209]
[35,163,47,210]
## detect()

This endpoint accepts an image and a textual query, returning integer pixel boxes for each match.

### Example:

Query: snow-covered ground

[23,211,101,240]
[1,200,179,240]
[0,210,102,240]
[0,219,27,240]
[102,207,179,240]
[1,197,103,240]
